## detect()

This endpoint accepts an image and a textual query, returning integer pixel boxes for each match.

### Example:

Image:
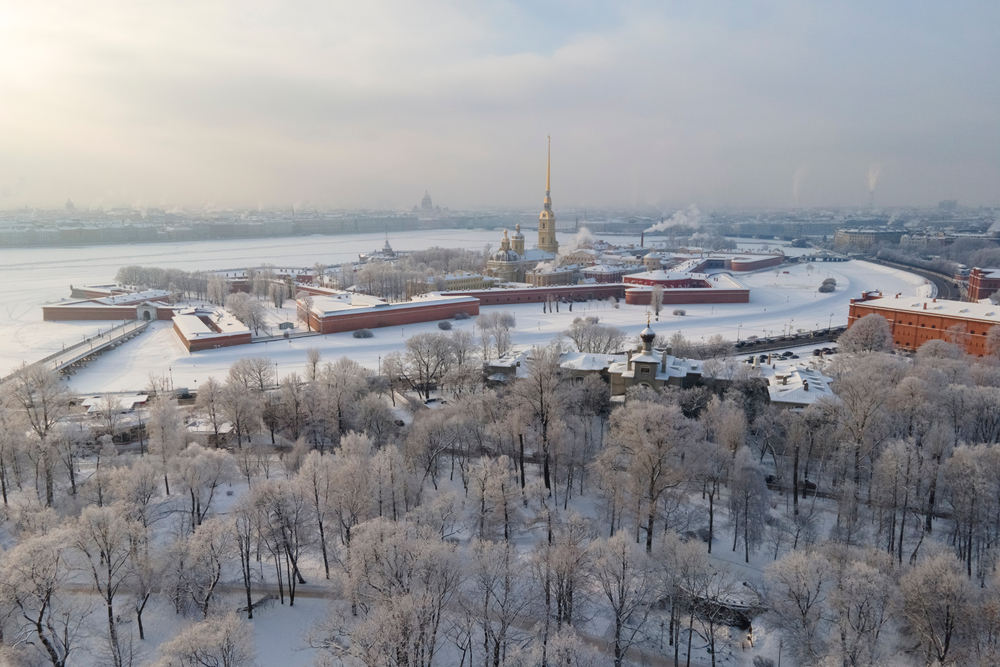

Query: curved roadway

[872,259,961,300]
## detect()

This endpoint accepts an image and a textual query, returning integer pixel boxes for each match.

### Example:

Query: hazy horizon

[2,1,997,211]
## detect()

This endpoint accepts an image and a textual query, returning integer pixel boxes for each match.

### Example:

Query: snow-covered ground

[59,259,927,393]
[0,231,929,391]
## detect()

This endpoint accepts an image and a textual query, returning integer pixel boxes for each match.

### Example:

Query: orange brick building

[966,268,1000,302]
[847,292,1000,356]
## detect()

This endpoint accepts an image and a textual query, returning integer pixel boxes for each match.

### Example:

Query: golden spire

[546,135,551,196]
[647,311,651,326]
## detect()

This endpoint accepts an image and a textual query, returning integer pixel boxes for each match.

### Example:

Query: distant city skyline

[1,2,997,210]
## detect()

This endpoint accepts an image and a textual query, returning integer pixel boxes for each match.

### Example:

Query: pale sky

[1,1,997,210]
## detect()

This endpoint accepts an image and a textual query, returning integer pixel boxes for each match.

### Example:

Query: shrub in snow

[353,329,374,338]
[454,311,470,320]
[673,309,686,316]
[818,283,836,293]
[822,277,836,286]
[585,316,599,324]
[438,321,452,330]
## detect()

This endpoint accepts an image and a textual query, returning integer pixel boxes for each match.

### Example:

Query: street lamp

[737,323,742,342]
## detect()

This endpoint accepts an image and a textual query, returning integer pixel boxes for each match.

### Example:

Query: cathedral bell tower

[512,223,525,255]
[537,136,559,254]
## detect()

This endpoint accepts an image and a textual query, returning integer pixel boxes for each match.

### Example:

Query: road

[872,259,961,300]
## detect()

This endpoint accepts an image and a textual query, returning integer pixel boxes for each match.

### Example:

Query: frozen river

[0,231,929,390]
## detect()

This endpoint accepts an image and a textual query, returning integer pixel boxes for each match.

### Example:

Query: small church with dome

[485,138,560,283]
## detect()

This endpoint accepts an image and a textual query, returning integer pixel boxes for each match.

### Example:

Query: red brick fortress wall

[625,288,750,306]
[730,255,784,271]
[308,299,481,334]
[451,284,626,305]
[43,305,140,321]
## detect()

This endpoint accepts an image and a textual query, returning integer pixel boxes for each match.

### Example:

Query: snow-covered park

[0,231,932,393]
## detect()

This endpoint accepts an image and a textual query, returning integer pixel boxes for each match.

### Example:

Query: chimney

[924,303,927,310]
[803,380,809,391]
[641,231,645,247]
[782,375,787,386]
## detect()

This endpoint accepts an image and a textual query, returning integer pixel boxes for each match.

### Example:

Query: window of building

[640,367,650,375]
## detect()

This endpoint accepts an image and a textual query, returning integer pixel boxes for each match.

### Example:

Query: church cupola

[512,223,525,255]
[640,316,656,355]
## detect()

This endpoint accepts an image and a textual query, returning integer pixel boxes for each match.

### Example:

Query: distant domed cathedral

[486,138,559,283]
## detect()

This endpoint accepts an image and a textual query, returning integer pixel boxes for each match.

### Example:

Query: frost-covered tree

[838,313,893,353]
[688,439,730,553]
[986,325,1000,358]
[329,433,375,546]
[405,410,456,490]
[228,357,275,392]
[871,439,921,565]
[355,394,397,448]
[324,518,461,667]
[182,517,235,618]
[0,530,86,667]
[563,319,627,354]
[73,505,143,667]
[604,400,696,551]
[318,358,370,445]
[156,613,255,667]
[827,550,895,667]
[297,451,336,579]
[829,354,906,490]
[651,285,664,318]
[728,447,768,562]
[510,344,568,494]
[220,380,260,447]
[0,398,24,505]
[765,549,832,665]
[206,274,230,306]
[173,444,235,529]
[591,531,655,667]
[8,364,70,506]
[470,455,519,541]
[466,539,533,667]
[196,377,225,446]
[252,478,311,605]
[147,397,182,494]
[899,551,975,666]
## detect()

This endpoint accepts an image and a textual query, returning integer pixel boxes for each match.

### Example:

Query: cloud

[644,205,703,233]
[0,1,998,208]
